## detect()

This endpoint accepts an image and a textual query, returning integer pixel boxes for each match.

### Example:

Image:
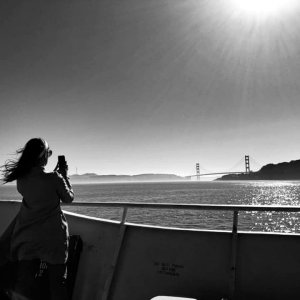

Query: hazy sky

[1,0,300,176]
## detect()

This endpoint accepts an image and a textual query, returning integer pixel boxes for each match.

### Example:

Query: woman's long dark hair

[1,138,49,183]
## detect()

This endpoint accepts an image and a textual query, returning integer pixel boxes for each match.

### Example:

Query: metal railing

[5,199,300,231]
[62,201,300,231]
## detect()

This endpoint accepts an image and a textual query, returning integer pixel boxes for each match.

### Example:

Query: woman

[0,138,74,300]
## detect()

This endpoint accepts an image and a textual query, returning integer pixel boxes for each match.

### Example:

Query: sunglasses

[47,149,53,158]
[38,147,53,159]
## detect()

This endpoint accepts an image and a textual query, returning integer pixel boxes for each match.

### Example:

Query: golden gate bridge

[186,155,259,180]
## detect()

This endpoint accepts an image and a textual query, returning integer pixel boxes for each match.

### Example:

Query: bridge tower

[196,163,200,181]
[245,155,250,173]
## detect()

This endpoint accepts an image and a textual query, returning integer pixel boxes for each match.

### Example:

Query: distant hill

[217,159,300,180]
[69,173,186,183]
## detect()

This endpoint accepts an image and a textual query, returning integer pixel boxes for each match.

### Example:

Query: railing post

[121,207,128,224]
[101,207,128,300]
[229,210,238,300]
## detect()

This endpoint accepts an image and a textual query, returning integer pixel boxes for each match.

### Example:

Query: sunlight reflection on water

[242,181,300,233]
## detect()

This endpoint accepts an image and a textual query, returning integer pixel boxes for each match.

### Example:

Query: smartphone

[58,155,66,169]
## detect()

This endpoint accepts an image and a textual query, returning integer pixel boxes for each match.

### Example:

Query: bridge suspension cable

[249,156,262,171]
[226,157,246,173]
[198,165,213,173]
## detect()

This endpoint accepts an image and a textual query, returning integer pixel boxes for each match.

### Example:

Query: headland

[69,173,186,184]
[217,159,300,180]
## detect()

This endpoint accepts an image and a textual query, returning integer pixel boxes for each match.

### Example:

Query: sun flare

[230,0,297,17]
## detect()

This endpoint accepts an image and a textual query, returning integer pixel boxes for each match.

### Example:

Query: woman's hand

[54,162,69,179]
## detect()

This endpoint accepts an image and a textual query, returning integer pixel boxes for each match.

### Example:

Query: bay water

[1,181,300,233]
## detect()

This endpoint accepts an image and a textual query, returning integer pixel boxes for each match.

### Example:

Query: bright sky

[1,0,300,177]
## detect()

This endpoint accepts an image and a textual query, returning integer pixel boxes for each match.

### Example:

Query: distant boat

[1,200,300,300]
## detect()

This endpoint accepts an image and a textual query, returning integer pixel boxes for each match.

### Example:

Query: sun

[230,0,297,18]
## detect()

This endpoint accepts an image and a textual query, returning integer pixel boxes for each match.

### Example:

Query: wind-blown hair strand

[1,138,51,183]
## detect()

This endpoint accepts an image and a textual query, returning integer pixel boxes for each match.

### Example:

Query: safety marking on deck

[153,261,184,277]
